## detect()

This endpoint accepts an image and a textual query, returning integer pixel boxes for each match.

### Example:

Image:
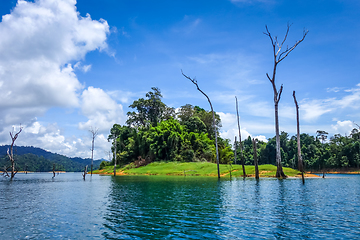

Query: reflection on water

[1,173,360,239]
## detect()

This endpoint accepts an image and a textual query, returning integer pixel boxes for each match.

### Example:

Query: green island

[90,87,360,179]
[93,162,308,177]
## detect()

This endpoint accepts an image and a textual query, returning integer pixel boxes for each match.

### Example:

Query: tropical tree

[126,87,169,128]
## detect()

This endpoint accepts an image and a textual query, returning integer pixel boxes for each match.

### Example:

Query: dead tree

[235,96,246,178]
[7,126,23,180]
[234,136,237,165]
[182,70,220,179]
[89,127,99,175]
[293,91,305,184]
[113,136,117,177]
[252,138,259,180]
[264,23,308,178]
[82,165,88,180]
[52,163,56,178]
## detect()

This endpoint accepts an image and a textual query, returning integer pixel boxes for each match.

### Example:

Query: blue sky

[0,0,359,159]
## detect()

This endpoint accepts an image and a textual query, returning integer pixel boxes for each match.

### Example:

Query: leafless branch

[277,84,283,102]
[182,69,220,178]
[278,28,308,63]
[266,73,272,82]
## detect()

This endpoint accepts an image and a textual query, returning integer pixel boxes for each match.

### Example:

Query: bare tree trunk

[82,165,88,180]
[252,138,259,180]
[7,126,23,180]
[113,137,117,177]
[235,96,246,178]
[234,136,237,165]
[274,101,286,178]
[293,91,305,184]
[264,24,308,178]
[182,70,220,179]
[89,127,98,176]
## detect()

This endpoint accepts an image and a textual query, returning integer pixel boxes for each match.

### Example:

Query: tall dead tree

[234,136,237,165]
[235,96,246,178]
[293,91,305,184]
[113,136,117,177]
[252,138,259,180]
[264,23,308,178]
[182,70,220,179]
[6,126,23,180]
[89,127,98,175]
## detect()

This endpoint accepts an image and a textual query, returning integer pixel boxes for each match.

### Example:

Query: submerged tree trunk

[274,101,286,178]
[7,126,23,180]
[182,70,220,179]
[52,163,56,178]
[89,127,98,176]
[235,96,246,178]
[264,24,308,178]
[252,138,259,180]
[82,165,88,180]
[293,91,305,184]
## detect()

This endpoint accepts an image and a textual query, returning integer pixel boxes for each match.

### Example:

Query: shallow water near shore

[0,173,359,239]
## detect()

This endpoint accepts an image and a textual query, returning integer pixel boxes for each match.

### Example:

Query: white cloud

[0,0,110,127]
[74,62,92,73]
[218,111,253,142]
[254,135,268,142]
[14,121,111,159]
[327,87,341,93]
[79,87,126,132]
[0,0,113,158]
[331,120,354,136]
[299,83,360,122]
[300,98,334,122]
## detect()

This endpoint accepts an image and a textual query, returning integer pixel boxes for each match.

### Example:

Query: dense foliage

[108,88,233,166]
[239,131,360,170]
[0,146,101,172]
[108,88,360,171]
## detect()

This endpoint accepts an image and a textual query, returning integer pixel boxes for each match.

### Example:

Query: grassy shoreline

[93,162,319,178]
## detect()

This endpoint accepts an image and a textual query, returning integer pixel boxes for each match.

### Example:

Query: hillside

[0,145,102,172]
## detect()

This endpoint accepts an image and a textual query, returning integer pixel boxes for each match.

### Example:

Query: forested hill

[0,145,102,172]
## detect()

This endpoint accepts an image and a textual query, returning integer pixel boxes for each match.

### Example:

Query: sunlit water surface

[0,173,359,239]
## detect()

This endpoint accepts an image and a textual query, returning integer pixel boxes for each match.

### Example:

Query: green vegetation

[94,162,301,177]
[239,131,360,171]
[108,87,233,167]
[106,87,360,175]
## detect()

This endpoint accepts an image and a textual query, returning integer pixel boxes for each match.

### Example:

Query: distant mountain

[0,145,102,172]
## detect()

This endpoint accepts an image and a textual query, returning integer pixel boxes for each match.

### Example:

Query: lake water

[0,173,359,239]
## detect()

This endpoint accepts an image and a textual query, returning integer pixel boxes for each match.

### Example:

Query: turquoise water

[0,173,359,239]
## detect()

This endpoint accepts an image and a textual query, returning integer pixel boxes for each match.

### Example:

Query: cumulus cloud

[16,121,111,159]
[0,0,112,158]
[0,0,109,125]
[79,87,126,132]
[331,120,354,136]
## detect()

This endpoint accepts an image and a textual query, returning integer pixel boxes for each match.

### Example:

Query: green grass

[93,162,301,178]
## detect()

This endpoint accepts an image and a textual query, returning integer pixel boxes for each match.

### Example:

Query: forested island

[99,87,360,175]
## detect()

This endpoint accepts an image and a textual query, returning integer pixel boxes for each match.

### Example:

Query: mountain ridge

[0,145,103,172]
